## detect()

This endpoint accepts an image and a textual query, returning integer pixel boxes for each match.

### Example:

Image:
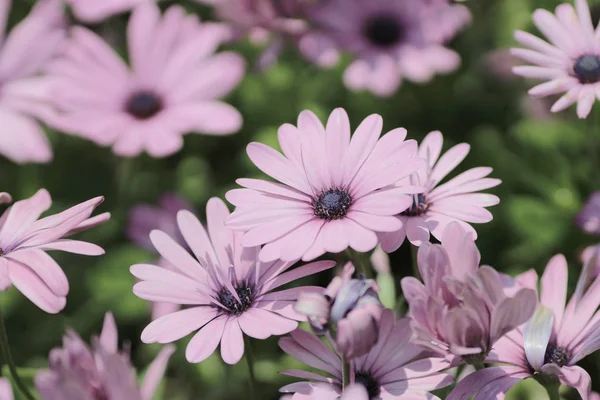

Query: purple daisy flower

[226,108,424,262]
[379,131,501,251]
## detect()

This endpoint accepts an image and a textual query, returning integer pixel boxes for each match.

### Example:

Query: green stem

[115,156,135,209]
[345,248,371,278]
[244,336,256,400]
[410,245,421,281]
[0,308,35,400]
[543,381,560,400]
[474,362,485,371]
[341,356,351,389]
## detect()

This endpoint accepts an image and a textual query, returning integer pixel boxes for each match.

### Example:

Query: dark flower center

[574,55,600,84]
[354,371,380,399]
[125,91,163,119]
[363,15,404,48]
[401,194,428,217]
[462,352,486,366]
[313,188,352,220]
[218,286,254,315]
[544,344,570,367]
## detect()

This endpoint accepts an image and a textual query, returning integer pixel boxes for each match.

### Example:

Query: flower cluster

[3,0,600,399]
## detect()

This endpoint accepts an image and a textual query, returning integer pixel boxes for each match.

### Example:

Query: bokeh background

[2,0,600,399]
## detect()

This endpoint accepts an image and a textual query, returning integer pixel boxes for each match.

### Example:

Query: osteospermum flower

[401,223,537,364]
[131,197,334,365]
[511,0,600,119]
[226,108,424,262]
[279,309,453,399]
[50,3,244,158]
[35,312,174,400]
[448,253,600,400]
[379,131,501,251]
[0,189,109,313]
[128,193,194,319]
[0,0,65,164]
[299,0,470,96]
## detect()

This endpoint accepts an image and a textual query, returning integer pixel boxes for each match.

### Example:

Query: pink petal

[246,142,311,194]
[261,261,335,292]
[141,306,219,344]
[7,262,66,313]
[220,319,245,365]
[430,143,470,186]
[342,114,383,185]
[150,228,204,279]
[353,188,414,216]
[140,344,175,400]
[540,254,568,333]
[405,217,431,246]
[6,249,68,296]
[99,312,119,353]
[186,315,227,363]
[39,239,104,255]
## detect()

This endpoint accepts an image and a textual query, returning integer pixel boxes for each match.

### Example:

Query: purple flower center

[126,91,163,119]
[354,371,380,399]
[313,188,352,220]
[544,344,570,367]
[218,286,254,315]
[574,55,600,84]
[363,15,404,48]
[401,194,428,217]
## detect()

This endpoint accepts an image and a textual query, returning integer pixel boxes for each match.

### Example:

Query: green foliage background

[3,0,600,399]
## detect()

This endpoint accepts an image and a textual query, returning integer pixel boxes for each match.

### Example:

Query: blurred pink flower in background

[401,223,537,364]
[300,0,470,96]
[65,0,224,23]
[128,193,193,319]
[35,312,174,400]
[576,191,600,235]
[50,3,244,158]
[0,378,12,400]
[449,253,600,400]
[512,0,600,119]
[484,50,556,120]
[379,131,500,251]
[295,263,383,359]
[0,189,109,313]
[226,108,424,262]
[0,0,65,164]
[131,197,334,365]
[279,310,453,399]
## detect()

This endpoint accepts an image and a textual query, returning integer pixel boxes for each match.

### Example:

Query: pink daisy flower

[35,312,174,400]
[0,189,109,313]
[128,193,194,319]
[0,0,65,164]
[299,0,471,96]
[511,0,600,119]
[226,108,425,262]
[448,253,600,400]
[401,222,537,364]
[279,309,453,399]
[131,197,334,365]
[50,3,244,158]
[379,131,501,251]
